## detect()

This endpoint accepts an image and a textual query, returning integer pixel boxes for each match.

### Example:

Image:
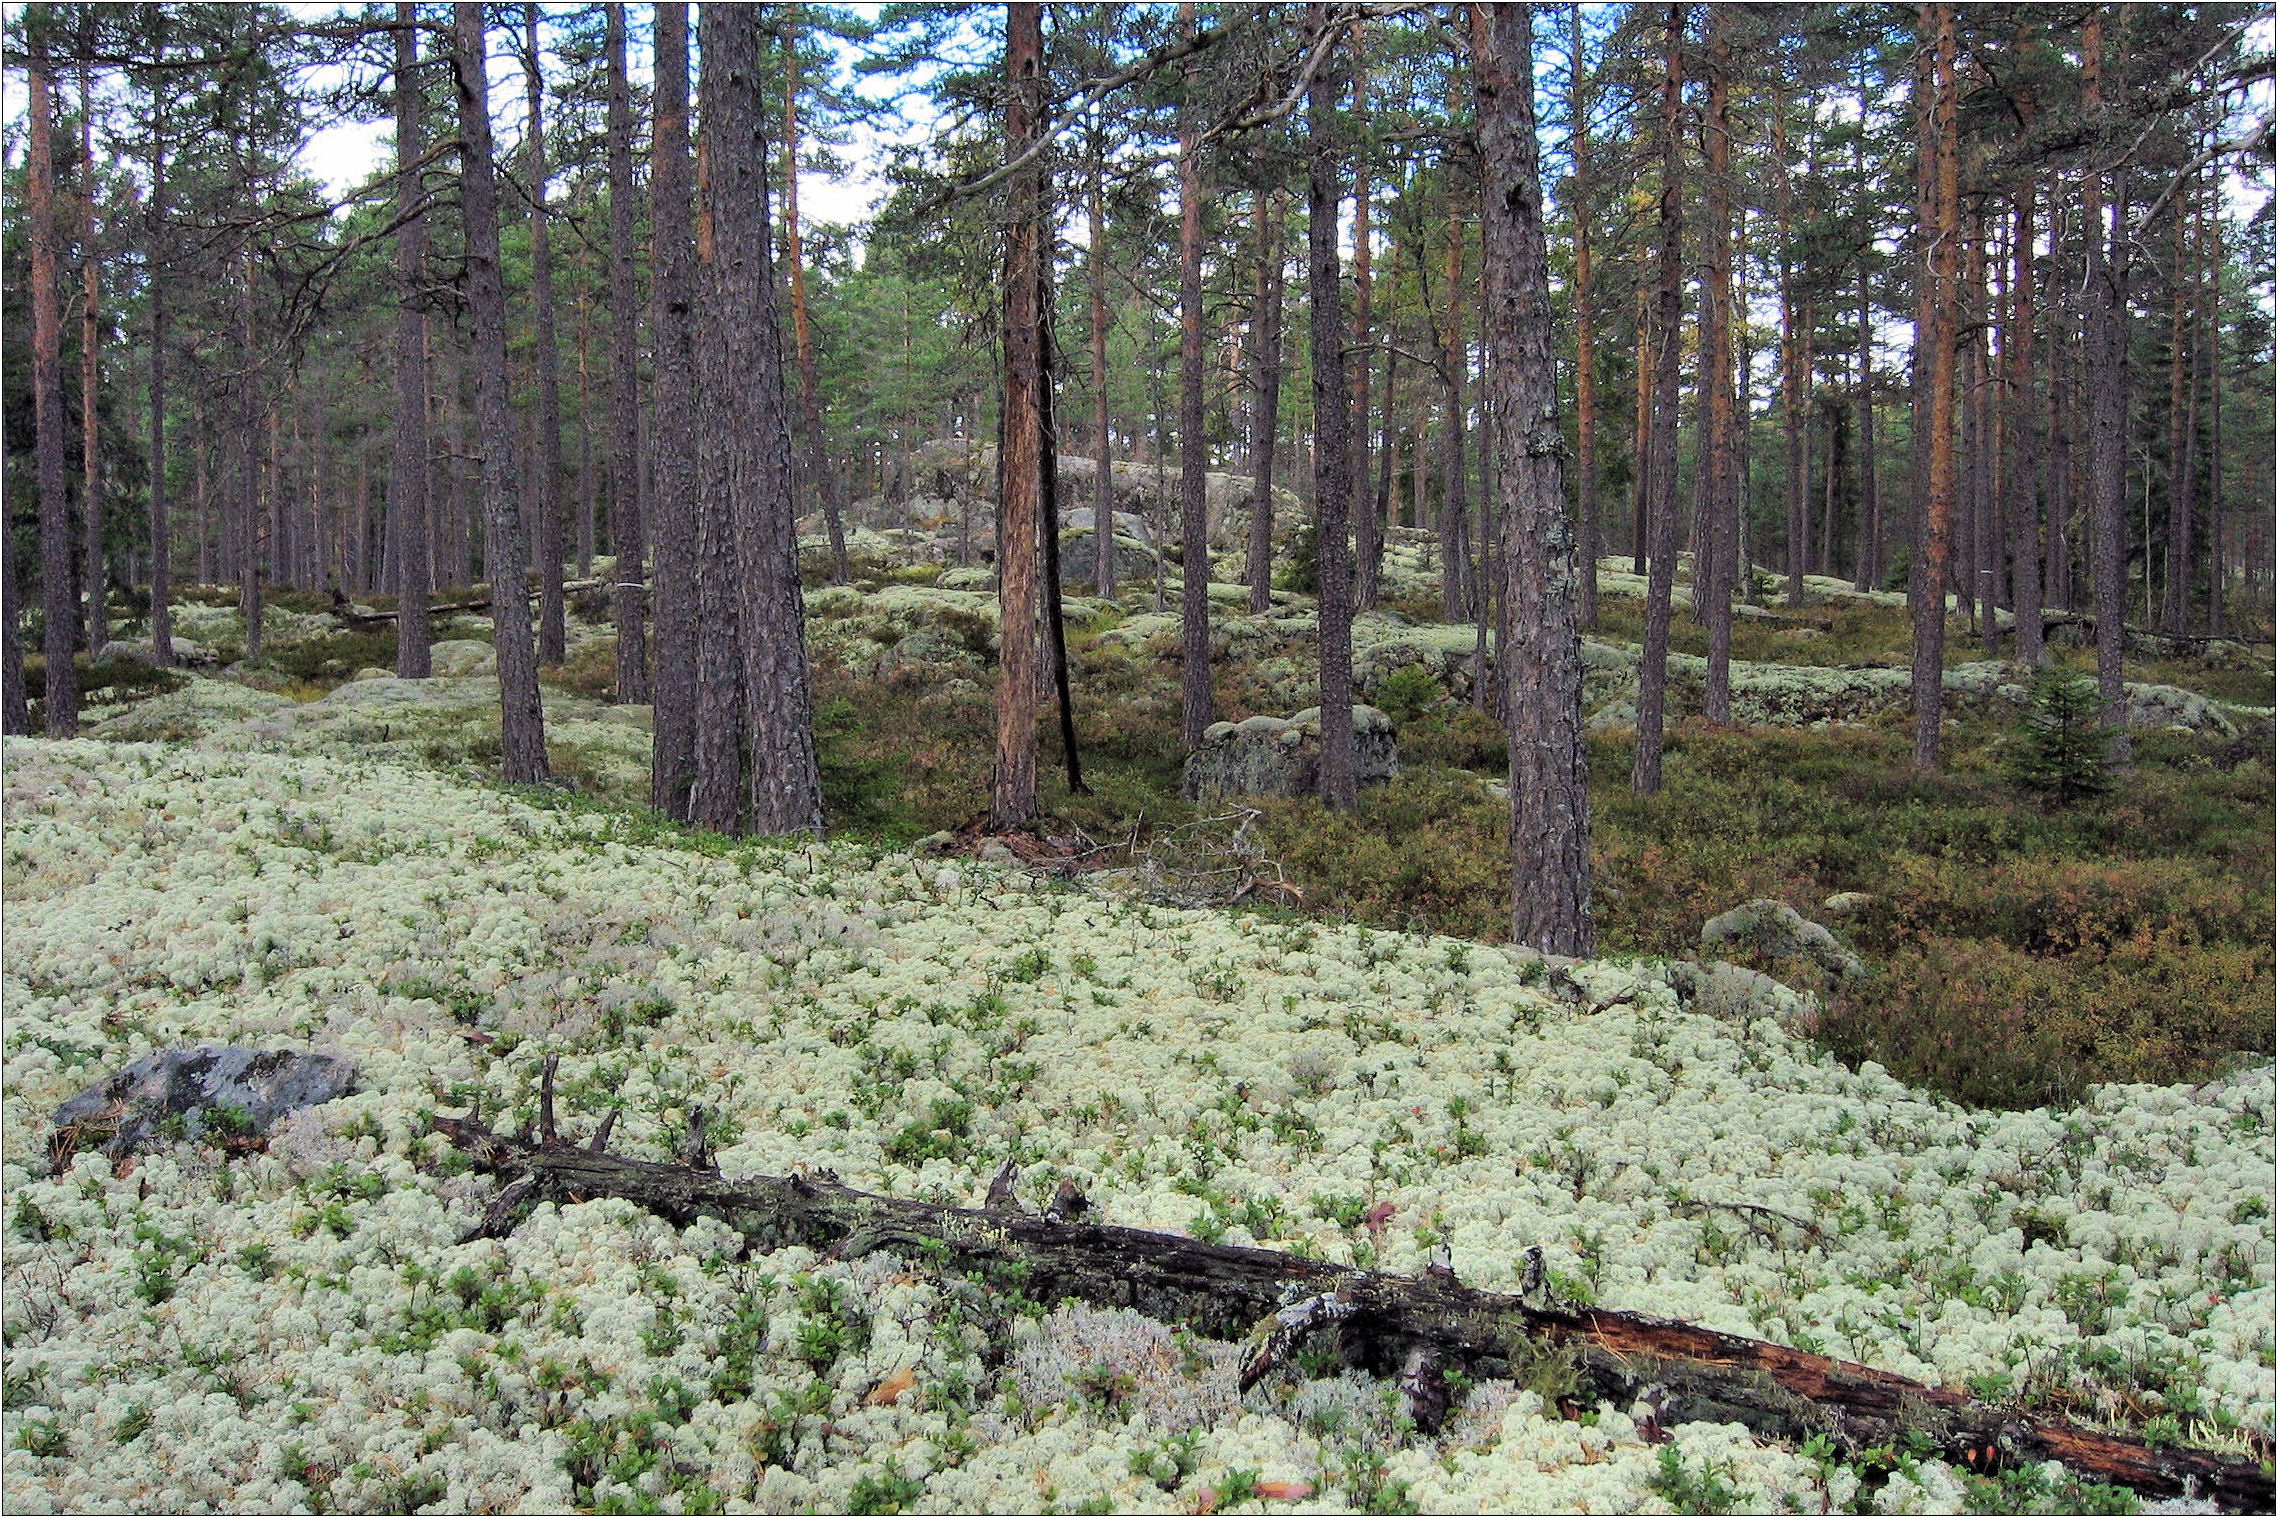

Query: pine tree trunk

[991,3,1046,831]
[691,114,745,833]
[1776,92,1804,609]
[703,7,824,836]
[1438,194,1469,624]
[32,51,79,733]
[2008,175,2044,663]
[1177,3,1214,752]
[2204,191,2223,637]
[451,0,548,786]
[649,0,698,820]
[1631,3,1686,798]
[577,288,595,578]
[2082,12,2129,764]
[1855,269,1879,594]
[605,4,648,702]
[1632,270,1651,576]
[147,76,174,668]
[1369,337,1396,592]
[1307,2,1357,812]
[391,5,432,679]
[1968,207,1998,658]
[1473,1,1592,956]
[1246,179,1284,615]
[2160,187,2195,637]
[1090,136,1116,599]
[1911,4,1960,773]
[78,66,108,655]
[522,5,567,665]
[784,21,850,590]
[1700,13,1736,725]
[1348,33,1377,614]
[1569,2,1599,630]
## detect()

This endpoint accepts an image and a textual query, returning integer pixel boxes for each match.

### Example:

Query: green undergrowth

[799,657,2273,1108]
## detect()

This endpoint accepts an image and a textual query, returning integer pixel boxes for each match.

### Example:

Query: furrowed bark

[147,49,174,669]
[1630,4,1684,798]
[702,4,824,838]
[31,49,78,735]
[783,20,850,590]
[1089,128,1116,599]
[605,3,648,703]
[78,65,107,656]
[1700,14,1736,724]
[392,5,433,679]
[1911,5,1959,774]
[650,0,699,822]
[451,0,549,785]
[1246,176,1284,614]
[1177,2,1213,752]
[1306,1,1356,812]
[524,4,567,667]
[1568,2,1599,630]
[1348,31,1376,613]
[430,1114,2274,1514]
[991,3,1045,831]
[1474,1,1592,957]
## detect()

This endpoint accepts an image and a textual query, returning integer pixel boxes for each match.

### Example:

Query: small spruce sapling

[2002,667,2114,805]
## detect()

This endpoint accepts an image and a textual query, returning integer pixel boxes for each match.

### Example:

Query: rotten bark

[429,1105,2272,1515]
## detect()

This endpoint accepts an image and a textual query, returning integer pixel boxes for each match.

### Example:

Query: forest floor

[4,555,2272,1514]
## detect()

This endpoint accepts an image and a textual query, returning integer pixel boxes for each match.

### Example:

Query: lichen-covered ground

[3,739,2271,1514]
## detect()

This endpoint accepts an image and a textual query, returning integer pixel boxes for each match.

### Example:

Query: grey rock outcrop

[1700,899,1864,980]
[50,1046,356,1162]
[1183,705,1399,801]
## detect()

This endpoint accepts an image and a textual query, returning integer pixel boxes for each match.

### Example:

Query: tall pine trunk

[524,4,567,664]
[1631,3,1685,797]
[1349,33,1377,613]
[991,3,1046,830]
[391,4,432,678]
[30,50,75,733]
[146,56,174,668]
[2082,10,2129,764]
[1177,2,1213,751]
[1700,13,1737,724]
[1090,131,1116,598]
[79,66,107,654]
[784,20,851,589]
[1246,178,1285,614]
[700,5,824,835]
[1776,91,1805,608]
[606,4,648,702]
[2007,176,2044,662]
[1437,191,1469,623]
[1569,2,1600,629]
[650,0,699,820]
[2160,187,2195,636]
[1473,1,1592,955]
[451,1,548,784]
[691,114,745,831]
[1911,3,1960,773]
[1307,1,1357,811]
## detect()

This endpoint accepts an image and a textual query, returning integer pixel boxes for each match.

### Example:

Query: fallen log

[328,580,607,625]
[432,1080,2271,1512]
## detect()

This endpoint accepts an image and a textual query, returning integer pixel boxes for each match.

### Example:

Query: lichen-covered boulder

[49,1046,355,1163]
[91,677,296,742]
[428,638,498,677]
[1700,899,1863,981]
[1182,704,1398,801]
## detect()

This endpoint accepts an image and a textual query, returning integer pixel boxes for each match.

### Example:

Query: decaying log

[430,1104,2273,1512]
[327,579,607,626]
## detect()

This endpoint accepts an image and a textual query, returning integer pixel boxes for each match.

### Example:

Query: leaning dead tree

[434,1069,2271,1514]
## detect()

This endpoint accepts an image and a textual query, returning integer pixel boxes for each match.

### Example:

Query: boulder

[1699,899,1863,980]
[95,637,208,667]
[429,638,498,677]
[1182,705,1399,801]
[50,1046,356,1163]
